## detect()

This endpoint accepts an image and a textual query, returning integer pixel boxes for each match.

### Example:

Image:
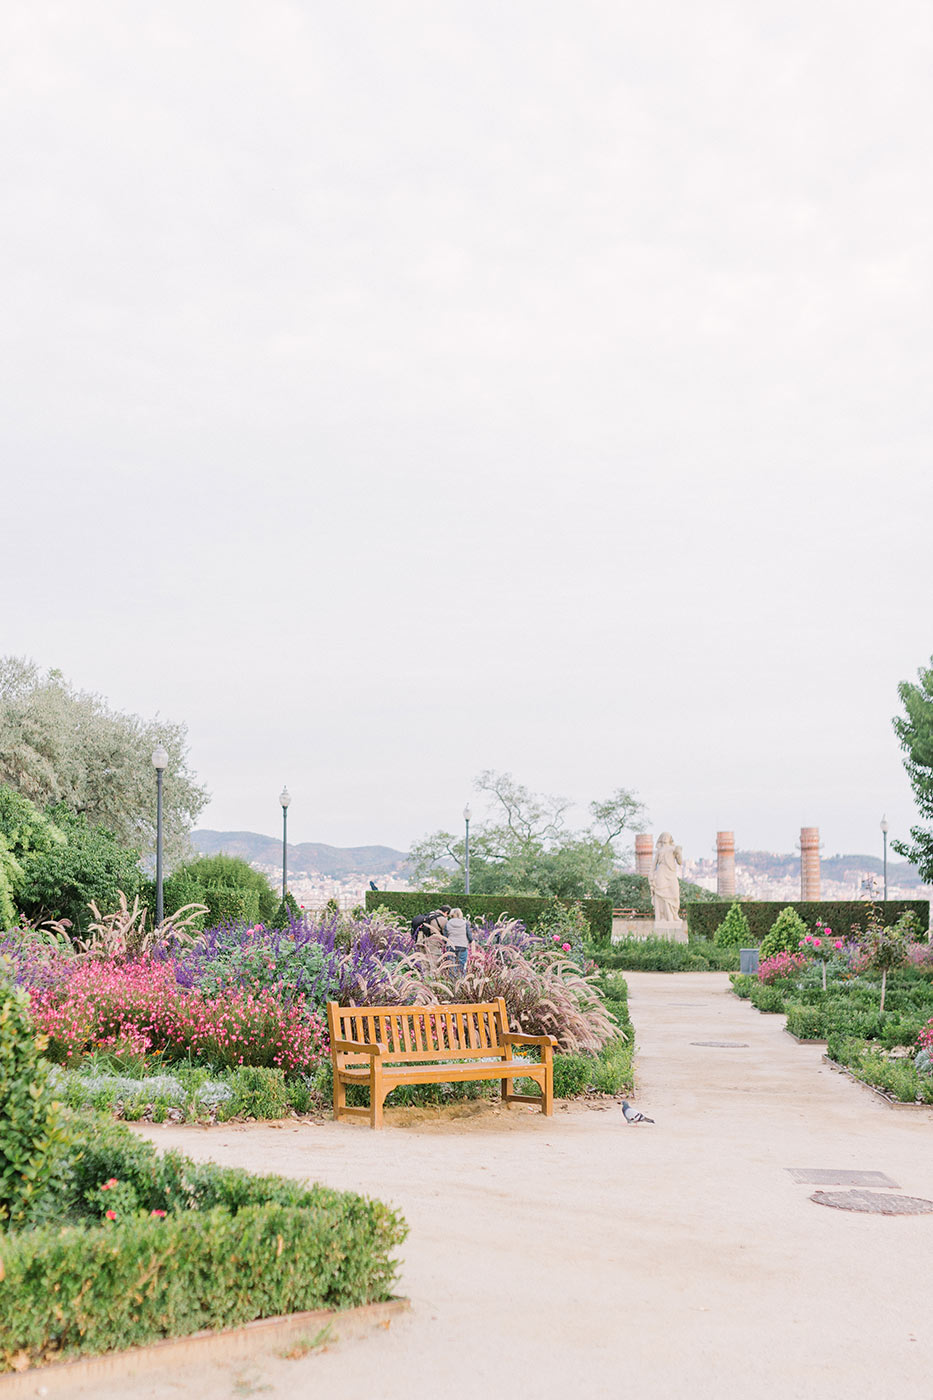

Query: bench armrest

[332,1039,387,1058]
[502,1033,558,1049]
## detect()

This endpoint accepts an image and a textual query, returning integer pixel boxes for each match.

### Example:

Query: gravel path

[58,972,933,1400]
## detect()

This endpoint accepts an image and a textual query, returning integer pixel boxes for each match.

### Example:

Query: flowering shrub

[917,1019,933,1055]
[27,957,327,1074]
[758,951,810,985]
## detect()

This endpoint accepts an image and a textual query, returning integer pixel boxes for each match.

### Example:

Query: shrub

[759,908,811,961]
[758,951,810,985]
[0,1151,406,1370]
[749,982,786,1013]
[713,902,751,949]
[16,806,142,934]
[552,1053,591,1097]
[785,1002,826,1040]
[594,938,739,972]
[182,855,277,924]
[0,979,67,1227]
[730,973,755,998]
[271,890,302,929]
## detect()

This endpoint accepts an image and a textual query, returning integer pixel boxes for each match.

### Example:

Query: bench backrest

[327,999,510,1068]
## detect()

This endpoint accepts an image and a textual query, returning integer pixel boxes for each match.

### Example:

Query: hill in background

[191,830,410,880]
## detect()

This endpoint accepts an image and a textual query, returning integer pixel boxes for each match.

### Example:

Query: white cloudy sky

[2,1,931,861]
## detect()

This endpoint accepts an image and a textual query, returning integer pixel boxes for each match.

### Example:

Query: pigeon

[621,1100,655,1124]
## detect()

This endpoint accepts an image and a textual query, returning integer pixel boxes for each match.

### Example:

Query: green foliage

[0,1110,407,1370]
[0,785,65,928]
[759,906,811,960]
[0,980,67,1227]
[749,982,787,1013]
[729,973,755,998]
[364,889,613,941]
[826,1037,933,1105]
[552,1053,590,1097]
[594,937,740,972]
[203,883,260,926]
[15,805,142,933]
[686,899,929,943]
[0,657,208,866]
[713,901,752,949]
[892,655,933,881]
[182,855,276,923]
[271,890,301,928]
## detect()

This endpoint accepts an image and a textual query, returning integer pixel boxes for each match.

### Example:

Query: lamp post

[880,815,889,902]
[280,787,291,905]
[152,744,168,925]
[463,804,471,895]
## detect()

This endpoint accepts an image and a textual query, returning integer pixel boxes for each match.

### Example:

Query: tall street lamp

[463,804,471,895]
[152,744,168,924]
[880,815,889,901]
[280,787,291,905]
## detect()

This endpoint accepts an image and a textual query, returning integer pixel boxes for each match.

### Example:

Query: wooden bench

[326,997,556,1129]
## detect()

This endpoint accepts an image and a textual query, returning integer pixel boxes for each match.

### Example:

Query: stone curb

[0,1297,410,1396]
[821,1055,933,1113]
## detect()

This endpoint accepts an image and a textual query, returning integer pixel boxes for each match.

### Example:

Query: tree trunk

[880,967,887,1014]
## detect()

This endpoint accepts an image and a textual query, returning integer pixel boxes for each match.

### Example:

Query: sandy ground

[54,972,933,1400]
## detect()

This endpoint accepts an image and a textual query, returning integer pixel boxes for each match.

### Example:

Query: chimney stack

[716,831,736,898]
[635,834,654,878]
[800,827,821,900]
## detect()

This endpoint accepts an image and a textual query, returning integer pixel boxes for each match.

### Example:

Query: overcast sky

[2,1,931,862]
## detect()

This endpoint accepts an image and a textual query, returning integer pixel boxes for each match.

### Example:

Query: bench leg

[501,1076,511,1108]
[333,1069,346,1122]
[370,1064,385,1129]
[542,1055,554,1117]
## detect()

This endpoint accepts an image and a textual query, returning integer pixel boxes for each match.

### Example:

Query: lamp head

[151,744,168,771]
[280,786,291,810]
[880,815,889,834]
[463,803,472,823]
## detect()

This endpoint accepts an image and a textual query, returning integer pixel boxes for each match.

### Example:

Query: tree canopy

[408,770,647,898]
[892,655,933,881]
[0,657,208,866]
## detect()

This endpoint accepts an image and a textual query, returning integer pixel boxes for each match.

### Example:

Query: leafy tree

[860,909,920,1012]
[0,657,208,866]
[892,656,933,880]
[409,770,647,898]
[15,806,142,933]
[0,785,65,928]
[713,901,751,949]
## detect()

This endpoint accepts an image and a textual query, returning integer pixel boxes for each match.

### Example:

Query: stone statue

[649,832,683,923]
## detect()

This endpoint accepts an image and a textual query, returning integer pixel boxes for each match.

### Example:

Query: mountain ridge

[191,830,410,879]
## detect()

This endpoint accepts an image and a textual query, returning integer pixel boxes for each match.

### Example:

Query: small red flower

[105,1209,117,1220]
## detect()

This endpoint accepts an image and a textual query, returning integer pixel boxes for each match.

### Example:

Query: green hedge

[0,1110,406,1371]
[593,938,740,972]
[204,883,261,926]
[364,890,613,941]
[685,900,929,944]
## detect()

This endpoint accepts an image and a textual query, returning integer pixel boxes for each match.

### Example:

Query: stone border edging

[783,1029,828,1045]
[0,1297,410,1396]
[821,1055,933,1113]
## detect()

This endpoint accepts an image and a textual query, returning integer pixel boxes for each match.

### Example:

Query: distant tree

[892,657,933,881]
[0,657,209,866]
[409,770,647,898]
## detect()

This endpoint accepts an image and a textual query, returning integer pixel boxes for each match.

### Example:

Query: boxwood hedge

[685,900,929,944]
[0,1110,407,1372]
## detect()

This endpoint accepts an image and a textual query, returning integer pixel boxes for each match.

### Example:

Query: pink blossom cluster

[917,1019,933,1054]
[27,956,328,1074]
[758,951,811,985]
[905,943,933,969]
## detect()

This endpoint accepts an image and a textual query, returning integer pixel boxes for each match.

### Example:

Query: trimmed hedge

[685,900,929,944]
[0,1110,407,1371]
[364,890,613,941]
[594,938,740,972]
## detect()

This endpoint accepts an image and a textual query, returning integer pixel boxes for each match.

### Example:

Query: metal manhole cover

[690,1041,749,1048]
[810,1190,933,1215]
[787,1169,899,1188]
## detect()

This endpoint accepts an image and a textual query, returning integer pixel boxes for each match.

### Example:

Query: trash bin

[739,947,759,975]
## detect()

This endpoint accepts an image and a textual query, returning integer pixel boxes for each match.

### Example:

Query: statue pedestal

[611,918,688,944]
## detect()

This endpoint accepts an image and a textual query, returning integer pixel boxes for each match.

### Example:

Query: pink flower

[813,938,821,948]
[105,1209,117,1220]
[562,943,572,952]
[150,1209,167,1218]
[823,927,832,936]
[834,940,843,949]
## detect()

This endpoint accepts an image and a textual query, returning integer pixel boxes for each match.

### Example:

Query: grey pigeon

[621,1100,655,1124]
